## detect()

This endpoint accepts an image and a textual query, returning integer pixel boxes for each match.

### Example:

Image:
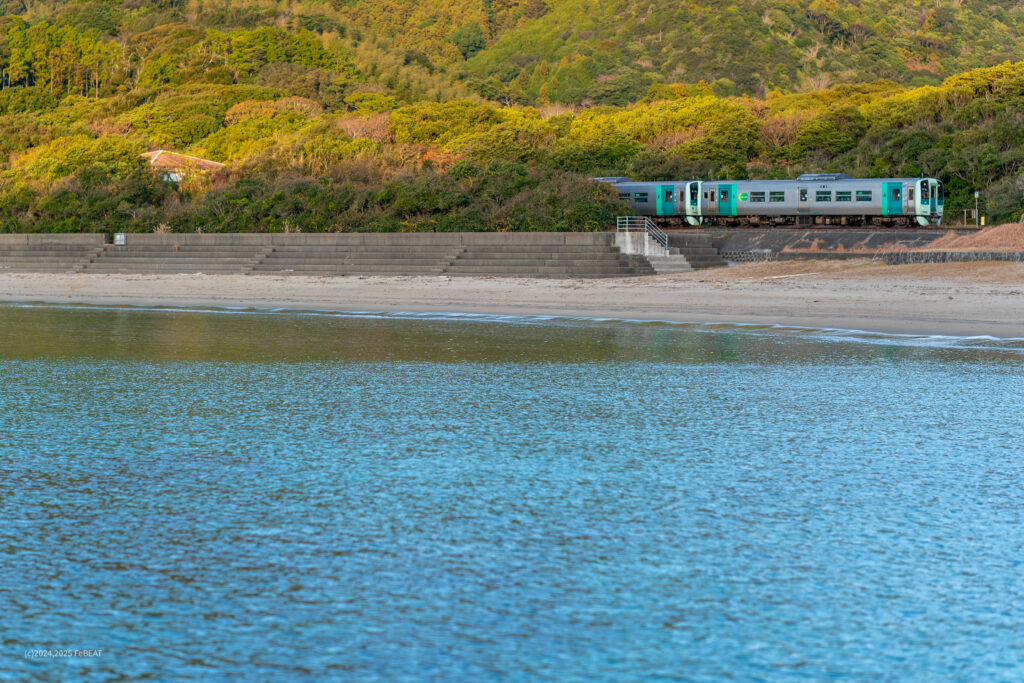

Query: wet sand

[1,259,1022,337]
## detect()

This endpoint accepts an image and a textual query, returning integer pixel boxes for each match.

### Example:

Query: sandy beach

[1,258,1022,337]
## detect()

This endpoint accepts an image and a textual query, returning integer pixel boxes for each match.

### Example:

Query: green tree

[450,24,485,60]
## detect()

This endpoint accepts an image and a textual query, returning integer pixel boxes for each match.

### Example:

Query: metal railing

[616,215,669,251]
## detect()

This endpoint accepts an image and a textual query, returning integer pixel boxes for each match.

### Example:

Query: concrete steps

[451,258,632,267]
[444,265,639,275]
[84,266,249,274]
[90,250,259,258]
[255,258,449,266]
[645,256,693,273]
[0,234,657,278]
[78,244,265,274]
[264,251,459,260]
[444,244,648,278]
[0,250,101,257]
[0,245,103,273]
[251,242,651,277]
[666,233,728,269]
[253,245,463,275]
[0,265,81,273]
[453,247,624,255]
[250,265,446,275]
[87,257,256,264]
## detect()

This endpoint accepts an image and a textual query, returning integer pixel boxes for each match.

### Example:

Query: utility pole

[974,191,979,227]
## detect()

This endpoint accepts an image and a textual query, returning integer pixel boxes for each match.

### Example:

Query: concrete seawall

[0,232,655,278]
[5,231,1016,275]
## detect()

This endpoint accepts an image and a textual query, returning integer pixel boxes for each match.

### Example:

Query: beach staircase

[77,244,268,274]
[0,243,103,273]
[666,232,728,269]
[615,217,693,273]
[615,217,728,272]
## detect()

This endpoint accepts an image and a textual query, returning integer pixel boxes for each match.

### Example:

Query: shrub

[8,135,145,182]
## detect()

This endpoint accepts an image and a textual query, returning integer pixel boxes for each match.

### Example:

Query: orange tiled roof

[141,150,224,171]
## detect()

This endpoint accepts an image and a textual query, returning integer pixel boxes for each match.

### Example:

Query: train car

[599,174,944,226]
[595,177,704,226]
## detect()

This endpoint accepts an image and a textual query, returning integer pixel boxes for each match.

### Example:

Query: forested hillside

[462,0,1024,103]
[1,1,1023,232]
[4,0,1021,101]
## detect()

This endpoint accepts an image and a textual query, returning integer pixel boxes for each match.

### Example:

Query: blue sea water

[2,304,1024,681]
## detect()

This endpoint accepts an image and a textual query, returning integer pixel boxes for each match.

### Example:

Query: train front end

[917,178,944,226]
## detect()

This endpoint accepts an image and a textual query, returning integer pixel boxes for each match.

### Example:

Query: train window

[908,189,914,201]
[920,179,929,200]
[799,189,808,201]
[815,191,832,202]
[690,184,699,203]
[664,190,673,202]
[856,190,872,202]
[836,191,852,202]
[891,188,900,201]
[749,192,765,202]
[937,182,944,204]
[720,189,729,202]
[708,189,716,203]
[703,191,708,199]
[618,193,631,200]
[635,192,648,203]
[769,191,785,202]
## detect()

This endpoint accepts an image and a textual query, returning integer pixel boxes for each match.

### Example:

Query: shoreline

[1,259,1023,337]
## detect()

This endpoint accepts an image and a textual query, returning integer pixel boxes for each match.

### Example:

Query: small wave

[4,301,1023,352]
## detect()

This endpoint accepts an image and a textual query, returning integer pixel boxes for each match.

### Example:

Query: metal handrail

[616,215,669,251]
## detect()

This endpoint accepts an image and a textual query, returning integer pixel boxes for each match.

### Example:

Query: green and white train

[598,174,944,227]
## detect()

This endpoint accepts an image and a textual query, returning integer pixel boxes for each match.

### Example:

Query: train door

[719,184,736,217]
[686,181,701,225]
[883,182,902,216]
[705,185,717,216]
[797,187,809,213]
[656,184,675,217]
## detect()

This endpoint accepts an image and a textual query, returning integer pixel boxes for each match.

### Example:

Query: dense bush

[0,159,627,234]
[0,166,174,233]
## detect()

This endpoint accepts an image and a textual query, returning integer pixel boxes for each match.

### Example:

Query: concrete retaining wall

[883,251,1024,265]
[701,228,951,259]
[721,249,774,263]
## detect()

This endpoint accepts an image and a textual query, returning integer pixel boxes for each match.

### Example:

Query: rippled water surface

[3,304,1024,680]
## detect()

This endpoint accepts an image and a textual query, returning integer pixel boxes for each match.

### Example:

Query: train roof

[796,173,850,181]
[601,177,938,184]
[702,177,938,184]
